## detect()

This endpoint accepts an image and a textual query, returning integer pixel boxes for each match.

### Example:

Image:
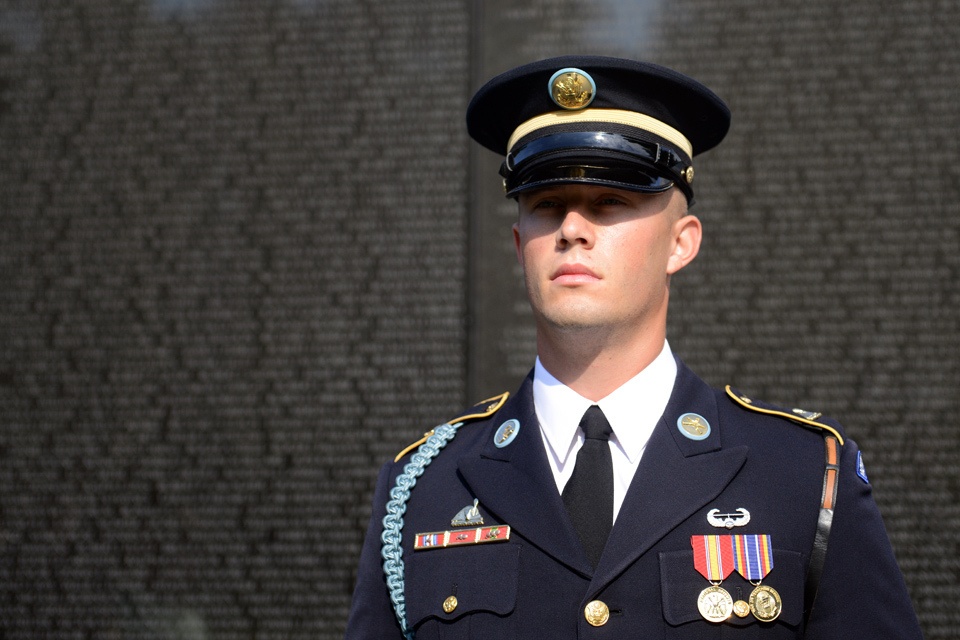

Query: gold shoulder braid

[394,392,510,462]
[724,385,844,445]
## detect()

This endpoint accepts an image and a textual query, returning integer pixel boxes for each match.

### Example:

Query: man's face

[513,184,698,336]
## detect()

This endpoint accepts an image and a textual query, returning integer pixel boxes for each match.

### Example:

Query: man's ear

[666,214,702,275]
[512,222,523,265]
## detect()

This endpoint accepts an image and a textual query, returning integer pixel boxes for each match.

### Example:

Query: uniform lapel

[458,375,593,576]
[458,361,749,585]
[593,360,748,587]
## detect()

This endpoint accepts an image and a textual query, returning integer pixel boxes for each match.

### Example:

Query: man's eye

[598,197,626,206]
[533,199,561,210]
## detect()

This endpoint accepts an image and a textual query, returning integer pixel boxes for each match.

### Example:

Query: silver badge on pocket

[707,508,751,529]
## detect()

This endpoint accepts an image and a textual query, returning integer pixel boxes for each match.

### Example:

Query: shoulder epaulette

[393,392,510,462]
[724,385,844,445]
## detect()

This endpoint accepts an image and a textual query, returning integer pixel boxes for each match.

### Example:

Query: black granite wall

[0,0,956,638]
[0,1,469,637]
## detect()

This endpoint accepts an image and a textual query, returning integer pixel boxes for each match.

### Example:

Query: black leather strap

[804,434,840,626]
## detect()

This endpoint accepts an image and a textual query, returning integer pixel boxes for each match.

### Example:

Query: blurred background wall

[1,0,957,638]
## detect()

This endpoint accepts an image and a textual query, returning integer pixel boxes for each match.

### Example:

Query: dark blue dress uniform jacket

[345,359,923,638]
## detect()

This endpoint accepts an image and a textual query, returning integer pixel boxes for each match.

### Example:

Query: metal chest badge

[707,508,751,529]
[414,500,511,551]
[451,499,483,527]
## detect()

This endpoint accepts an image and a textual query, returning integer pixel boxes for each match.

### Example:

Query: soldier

[344,56,923,638]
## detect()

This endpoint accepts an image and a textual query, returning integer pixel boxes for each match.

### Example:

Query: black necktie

[562,405,614,567]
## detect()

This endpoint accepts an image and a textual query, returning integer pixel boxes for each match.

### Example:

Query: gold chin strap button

[584,600,610,626]
[442,595,458,614]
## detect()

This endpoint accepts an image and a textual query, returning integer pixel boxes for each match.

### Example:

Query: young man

[344,56,923,639]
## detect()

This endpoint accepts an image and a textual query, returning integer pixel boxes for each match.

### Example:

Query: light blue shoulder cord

[380,421,463,639]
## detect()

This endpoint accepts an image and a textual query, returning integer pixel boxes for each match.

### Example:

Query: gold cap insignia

[549,68,596,110]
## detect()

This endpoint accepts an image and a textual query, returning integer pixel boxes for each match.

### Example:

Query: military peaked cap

[466,55,730,203]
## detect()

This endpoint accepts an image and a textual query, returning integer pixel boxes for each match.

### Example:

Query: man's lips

[551,263,600,284]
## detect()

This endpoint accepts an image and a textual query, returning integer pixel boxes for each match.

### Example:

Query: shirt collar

[534,340,678,466]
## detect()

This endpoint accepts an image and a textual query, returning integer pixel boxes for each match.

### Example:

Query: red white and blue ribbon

[732,534,774,581]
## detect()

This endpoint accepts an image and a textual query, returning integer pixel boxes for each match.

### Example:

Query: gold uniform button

[584,600,610,626]
[442,596,458,613]
[733,599,751,618]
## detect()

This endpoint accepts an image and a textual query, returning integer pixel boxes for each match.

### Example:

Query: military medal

[732,534,782,622]
[697,585,734,622]
[691,535,735,622]
[749,584,782,622]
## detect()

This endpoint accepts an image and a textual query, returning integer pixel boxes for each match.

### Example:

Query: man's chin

[539,310,611,333]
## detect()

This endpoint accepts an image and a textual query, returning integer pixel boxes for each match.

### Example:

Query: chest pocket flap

[405,544,520,627]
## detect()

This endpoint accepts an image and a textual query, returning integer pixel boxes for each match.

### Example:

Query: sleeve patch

[856,450,869,484]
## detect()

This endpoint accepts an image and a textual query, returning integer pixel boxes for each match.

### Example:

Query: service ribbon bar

[732,534,774,581]
[691,535,735,582]
[414,525,511,550]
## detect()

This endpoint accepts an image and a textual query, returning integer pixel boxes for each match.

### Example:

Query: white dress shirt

[533,340,678,524]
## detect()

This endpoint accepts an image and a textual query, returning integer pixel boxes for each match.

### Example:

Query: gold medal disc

[749,584,782,622]
[697,585,734,623]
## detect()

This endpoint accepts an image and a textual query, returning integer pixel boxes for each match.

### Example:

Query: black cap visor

[501,131,692,201]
